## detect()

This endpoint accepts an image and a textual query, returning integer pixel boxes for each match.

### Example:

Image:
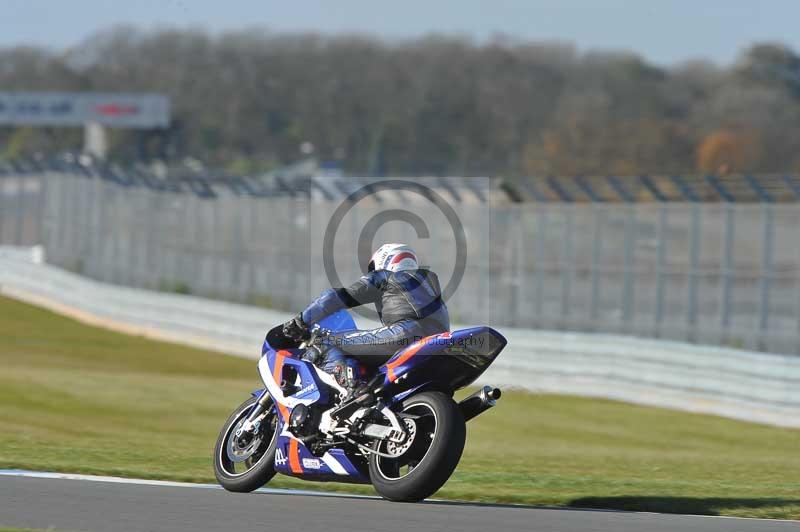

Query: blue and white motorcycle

[213,310,506,502]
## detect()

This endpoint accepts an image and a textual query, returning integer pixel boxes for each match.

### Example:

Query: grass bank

[0,295,798,519]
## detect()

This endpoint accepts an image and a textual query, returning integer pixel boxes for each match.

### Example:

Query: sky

[3,0,799,66]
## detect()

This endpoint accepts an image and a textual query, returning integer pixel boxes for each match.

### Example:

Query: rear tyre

[369,391,466,502]
[214,396,278,493]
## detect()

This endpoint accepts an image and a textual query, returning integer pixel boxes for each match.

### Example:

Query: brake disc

[385,418,417,457]
[226,419,263,463]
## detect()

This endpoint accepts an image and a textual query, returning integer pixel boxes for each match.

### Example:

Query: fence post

[0,175,5,243]
[479,204,491,324]
[246,196,258,302]
[621,204,636,332]
[510,206,524,327]
[34,174,45,244]
[265,197,279,305]
[231,196,244,301]
[794,208,800,355]
[720,203,735,344]
[110,183,122,284]
[210,197,221,295]
[132,189,143,288]
[533,206,546,323]
[654,204,667,337]
[687,204,701,343]
[175,195,188,293]
[85,175,95,277]
[75,176,90,272]
[34,176,44,244]
[560,205,575,326]
[191,194,203,293]
[54,175,68,265]
[124,187,137,286]
[14,175,26,245]
[66,175,80,266]
[167,196,180,290]
[91,175,105,280]
[74,176,87,271]
[758,203,774,351]
[148,191,161,290]
[589,204,603,328]
[283,196,297,308]
[1,175,9,242]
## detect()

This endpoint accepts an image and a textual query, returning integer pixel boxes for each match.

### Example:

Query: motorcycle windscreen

[262,309,357,353]
[317,309,357,334]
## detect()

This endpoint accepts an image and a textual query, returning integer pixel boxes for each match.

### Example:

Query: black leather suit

[301,269,450,368]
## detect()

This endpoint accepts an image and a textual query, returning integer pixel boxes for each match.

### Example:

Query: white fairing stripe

[257,356,318,411]
[258,356,287,402]
[321,453,348,475]
[313,365,348,396]
[259,355,350,442]
[343,327,389,339]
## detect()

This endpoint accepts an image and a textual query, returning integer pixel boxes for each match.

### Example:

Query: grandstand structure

[502,175,800,203]
[0,157,493,203]
[2,156,799,204]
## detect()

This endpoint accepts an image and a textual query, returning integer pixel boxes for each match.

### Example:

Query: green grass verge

[0,528,82,532]
[0,529,67,532]
[0,295,798,519]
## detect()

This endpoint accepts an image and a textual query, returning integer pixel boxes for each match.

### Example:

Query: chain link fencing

[1,171,799,355]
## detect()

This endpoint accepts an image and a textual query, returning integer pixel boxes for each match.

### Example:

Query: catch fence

[1,170,799,355]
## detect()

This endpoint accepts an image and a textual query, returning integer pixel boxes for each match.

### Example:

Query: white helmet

[368,243,418,273]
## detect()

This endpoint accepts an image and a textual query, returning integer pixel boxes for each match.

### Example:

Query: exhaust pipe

[459,386,502,422]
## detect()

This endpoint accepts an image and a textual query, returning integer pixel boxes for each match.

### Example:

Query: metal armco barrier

[2,246,798,429]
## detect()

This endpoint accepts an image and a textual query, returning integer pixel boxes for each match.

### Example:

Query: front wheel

[214,395,278,492]
[369,391,466,502]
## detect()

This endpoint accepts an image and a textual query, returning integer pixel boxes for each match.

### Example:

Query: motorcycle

[213,309,507,502]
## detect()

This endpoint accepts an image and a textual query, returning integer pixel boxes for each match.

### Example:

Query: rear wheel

[369,391,466,502]
[214,396,278,492]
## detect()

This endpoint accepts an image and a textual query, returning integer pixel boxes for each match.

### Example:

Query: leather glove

[282,313,310,341]
[301,343,328,365]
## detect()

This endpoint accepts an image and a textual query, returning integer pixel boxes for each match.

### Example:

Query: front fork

[238,390,273,437]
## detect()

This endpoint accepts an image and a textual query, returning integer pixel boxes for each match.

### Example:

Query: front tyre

[369,391,466,502]
[214,396,278,493]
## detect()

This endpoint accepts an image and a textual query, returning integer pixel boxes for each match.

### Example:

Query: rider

[281,243,450,397]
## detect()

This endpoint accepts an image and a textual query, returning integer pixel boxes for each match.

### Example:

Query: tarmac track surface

[0,472,797,532]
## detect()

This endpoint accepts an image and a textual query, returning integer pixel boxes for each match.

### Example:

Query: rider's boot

[307,344,367,401]
[331,358,367,401]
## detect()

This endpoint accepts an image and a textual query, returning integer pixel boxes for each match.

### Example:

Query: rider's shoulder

[361,269,391,285]
[362,268,438,287]
[389,268,436,280]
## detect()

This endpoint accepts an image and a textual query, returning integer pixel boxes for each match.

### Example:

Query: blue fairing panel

[317,309,357,334]
[273,433,368,483]
[379,327,507,389]
[391,382,432,404]
[261,310,356,355]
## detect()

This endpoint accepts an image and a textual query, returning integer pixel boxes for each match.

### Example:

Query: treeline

[2,27,800,176]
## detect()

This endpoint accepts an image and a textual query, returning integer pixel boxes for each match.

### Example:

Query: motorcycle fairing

[316,309,358,334]
[273,434,368,482]
[257,350,369,482]
[378,326,507,389]
[257,349,330,421]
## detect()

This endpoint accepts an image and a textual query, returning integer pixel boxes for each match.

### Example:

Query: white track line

[1,470,797,523]
[0,469,376,499]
